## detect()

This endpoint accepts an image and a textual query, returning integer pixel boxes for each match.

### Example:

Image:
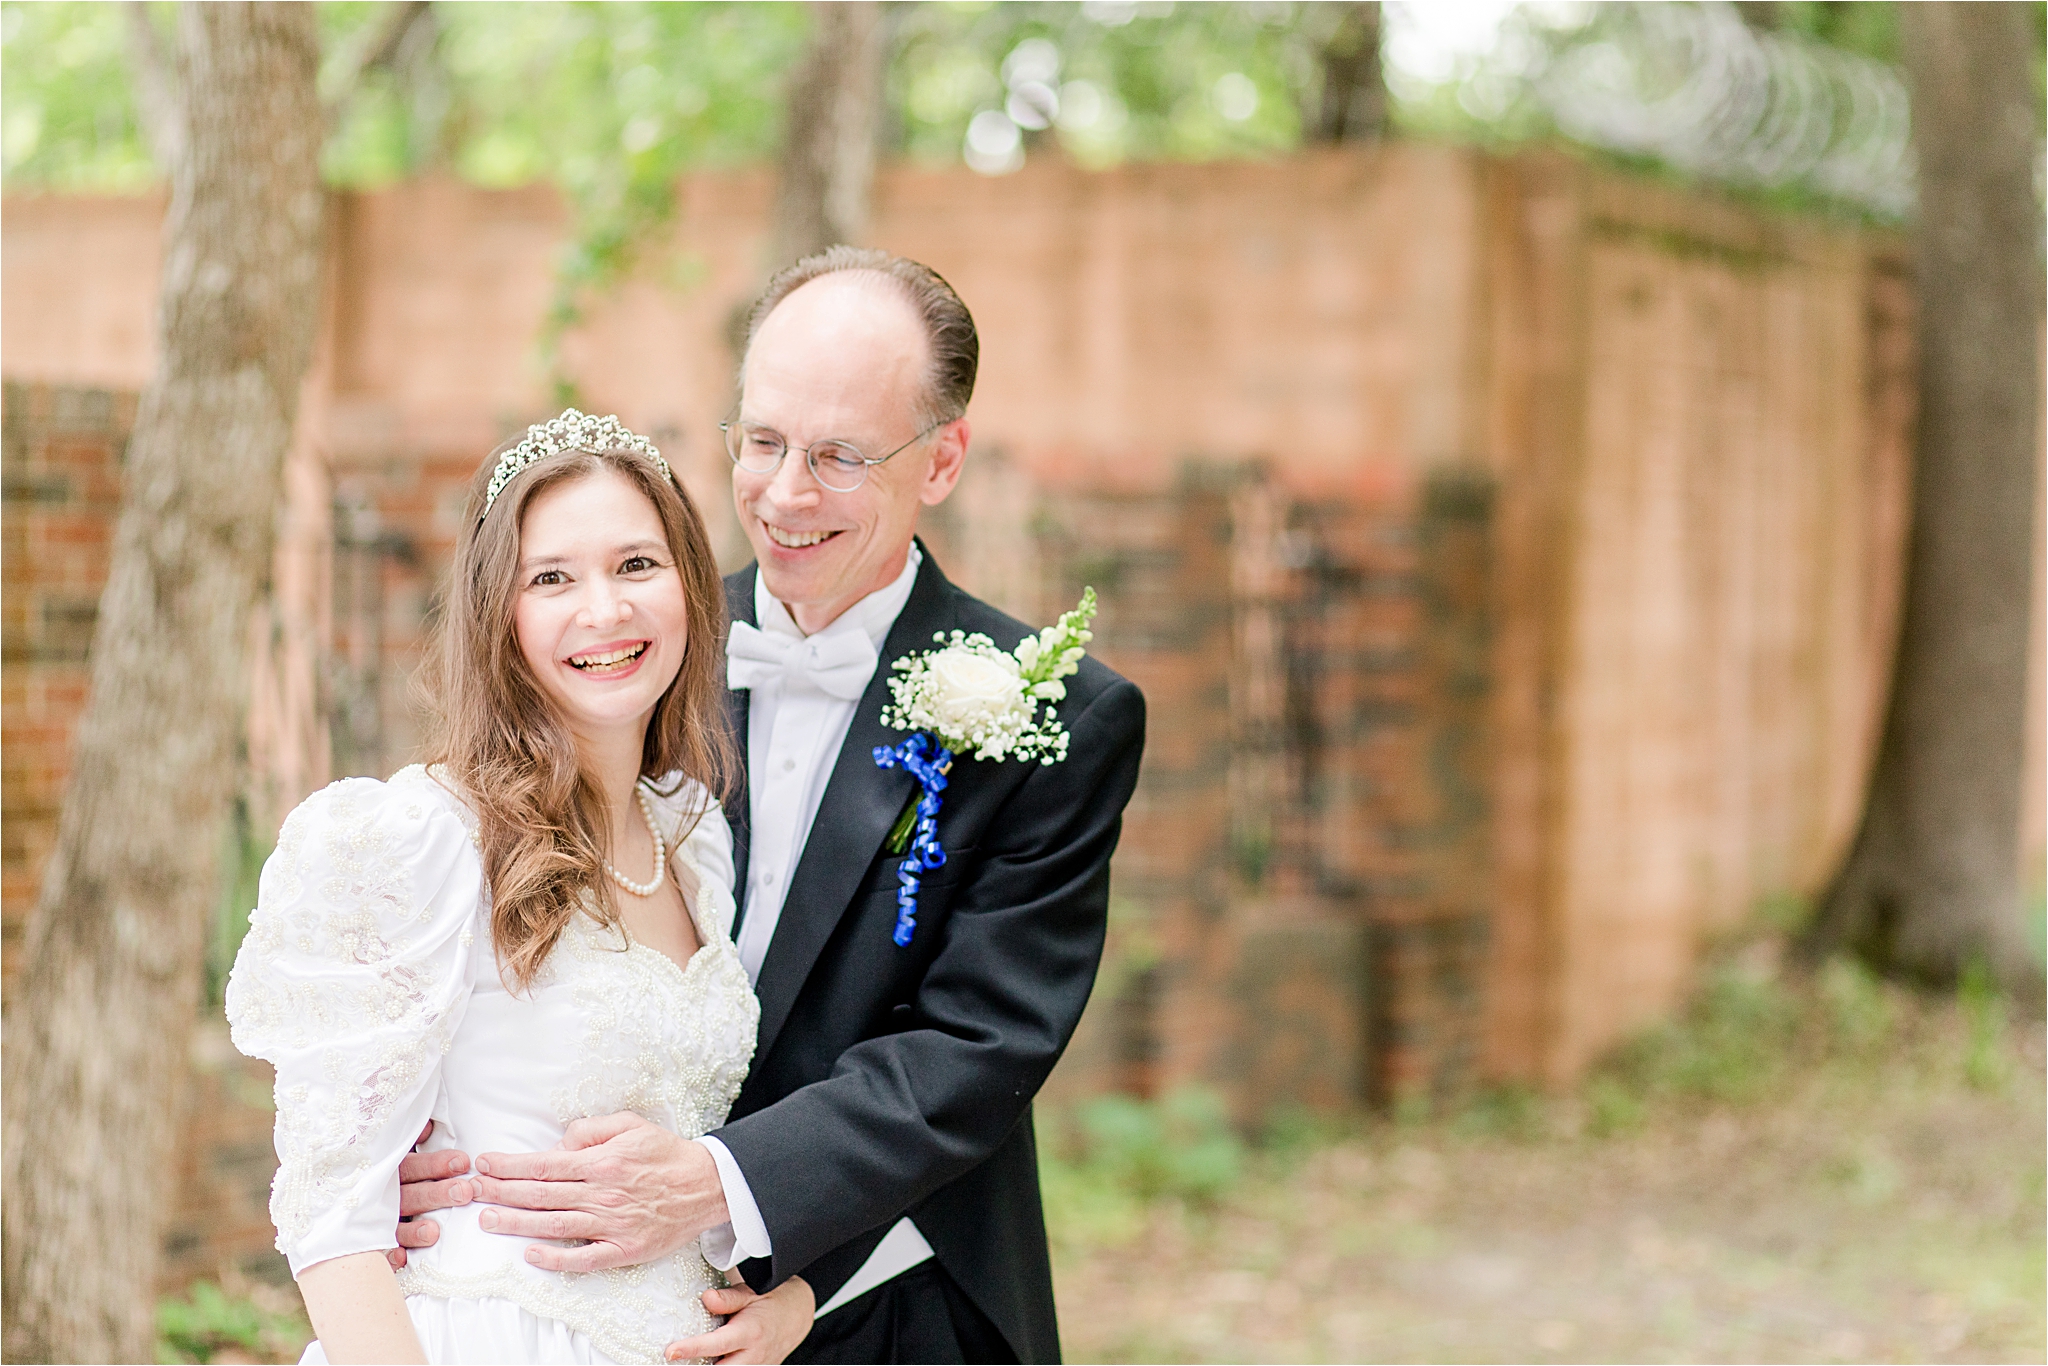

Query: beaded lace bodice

[226,765,759,1364]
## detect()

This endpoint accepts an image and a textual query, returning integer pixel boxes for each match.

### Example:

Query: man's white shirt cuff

[693,1135,772,1270]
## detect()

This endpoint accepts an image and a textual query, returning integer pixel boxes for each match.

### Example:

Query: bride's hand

[665,1275,814,1364]
[386,1122,475,1271]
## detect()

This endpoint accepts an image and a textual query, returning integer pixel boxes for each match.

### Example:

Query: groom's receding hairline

[743,246,979,427]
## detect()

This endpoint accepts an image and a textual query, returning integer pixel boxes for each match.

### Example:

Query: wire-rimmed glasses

[719,419,941,493]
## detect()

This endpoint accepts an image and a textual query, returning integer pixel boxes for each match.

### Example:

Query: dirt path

[162,969,2043,1364]
[1051,984,2045,1364]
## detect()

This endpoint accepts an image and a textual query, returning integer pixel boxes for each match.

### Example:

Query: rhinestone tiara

[481,408,673,517]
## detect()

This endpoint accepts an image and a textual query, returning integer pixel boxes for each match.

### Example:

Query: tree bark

[769,0,885,268]
[1302,2,1386,144]
[1805,3,2043,998]
[1,5,324,1360]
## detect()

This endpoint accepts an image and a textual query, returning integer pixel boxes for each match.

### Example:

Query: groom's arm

[711,675,1145,1293]
[447,674,1144,1284]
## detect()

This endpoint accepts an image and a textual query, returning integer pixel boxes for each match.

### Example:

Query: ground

[162,956,2046,1364]
[1045,958,2046,1365]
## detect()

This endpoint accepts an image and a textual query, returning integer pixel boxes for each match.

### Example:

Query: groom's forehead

[743,276,930,397]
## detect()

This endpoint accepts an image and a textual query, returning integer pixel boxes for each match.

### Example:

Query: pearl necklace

[603,783,666,898]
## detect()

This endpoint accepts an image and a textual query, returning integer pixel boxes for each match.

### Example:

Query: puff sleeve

[225,775,483,1277]
[679,797,737,944]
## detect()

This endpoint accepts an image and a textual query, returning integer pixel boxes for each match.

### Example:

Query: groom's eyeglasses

[720,420,941,493]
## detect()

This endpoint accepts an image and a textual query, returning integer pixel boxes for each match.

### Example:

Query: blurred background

[1,2,2043,1362]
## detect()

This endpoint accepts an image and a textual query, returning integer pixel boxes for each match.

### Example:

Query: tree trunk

[1805,2,2043,998]
[1303,2,1386,144]
[1,5,324,1360]
[769,0,885,268]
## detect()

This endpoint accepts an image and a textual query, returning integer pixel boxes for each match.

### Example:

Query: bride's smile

[514,467,690,741]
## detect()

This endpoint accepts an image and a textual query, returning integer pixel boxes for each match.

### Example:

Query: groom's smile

[761,521,842,551]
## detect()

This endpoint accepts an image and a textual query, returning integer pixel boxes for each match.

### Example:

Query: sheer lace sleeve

[225,772,483,1276]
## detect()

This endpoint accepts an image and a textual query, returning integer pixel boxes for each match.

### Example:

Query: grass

[156,1276,310,1365]
[1047,950,2047,1364]
[158,946,2044,1363]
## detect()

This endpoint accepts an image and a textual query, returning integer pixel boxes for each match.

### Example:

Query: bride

[227,412,814,1364]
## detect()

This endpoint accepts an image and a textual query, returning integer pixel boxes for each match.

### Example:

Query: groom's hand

[469,1112,730,1272]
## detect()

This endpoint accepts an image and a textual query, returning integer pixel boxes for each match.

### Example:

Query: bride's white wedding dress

[226,765,759,1365]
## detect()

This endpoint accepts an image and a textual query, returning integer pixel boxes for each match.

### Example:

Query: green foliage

[1755,890,1811,935]
[1074,1086,1245,1202]
[1815,954,1895,1055]
[891,2,1313,170]
[1753,0,2048,105]
[1598,959,1801,1106]
[412,4,804,397]
[1038,1086,1247,1250]
[205,799,272,1009]
[325,2,804,398]
[1230,828,1272,888]
[1579,943,2039,1129]
[1038,1134,1149,1251]
[1745,1,1900,64]
[1958,959,2013,1092]
[1584,1073,1648,1137]
[1396,2,1922,224]
[1258,1099,1353,1157]
[155,1281,307,1365]
[3,1,804,397]
[1449,1083,1547,1141]
[0,2,157,190]
[1095,893,1161,998]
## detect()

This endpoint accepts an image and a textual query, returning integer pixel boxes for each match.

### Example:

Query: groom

[394,248,1145,1363]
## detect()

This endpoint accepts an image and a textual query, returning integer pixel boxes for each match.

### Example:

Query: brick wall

[1026,462,1494,1116]
[1,382,130,987]
[5,146,2035,1117]
[1,383,289,1292]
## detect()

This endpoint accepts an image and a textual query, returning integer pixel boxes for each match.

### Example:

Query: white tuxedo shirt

[696,546,935,1317]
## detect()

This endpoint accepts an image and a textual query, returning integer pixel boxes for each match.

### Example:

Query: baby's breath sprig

[879,587,1098,766]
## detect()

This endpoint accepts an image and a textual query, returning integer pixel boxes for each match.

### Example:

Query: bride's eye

[621,555,659,574]
[530,569,567,587]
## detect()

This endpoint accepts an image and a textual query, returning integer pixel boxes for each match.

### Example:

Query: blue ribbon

[872,732,954,947]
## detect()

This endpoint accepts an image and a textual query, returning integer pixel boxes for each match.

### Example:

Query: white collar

[752,542,923,653]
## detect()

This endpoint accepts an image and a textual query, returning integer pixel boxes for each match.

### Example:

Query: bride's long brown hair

[421,440,736,989]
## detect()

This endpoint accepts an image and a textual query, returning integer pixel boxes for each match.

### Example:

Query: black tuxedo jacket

[707,546,1145,1364]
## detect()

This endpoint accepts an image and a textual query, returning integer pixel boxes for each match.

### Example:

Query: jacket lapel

[722,569,755,929]
[750,550,957,1060]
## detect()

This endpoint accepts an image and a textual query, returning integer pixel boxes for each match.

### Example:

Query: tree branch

[122,1,183,171]
[323,0,433,129]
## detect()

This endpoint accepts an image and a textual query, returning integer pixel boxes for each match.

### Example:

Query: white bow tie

[726,619,877,701]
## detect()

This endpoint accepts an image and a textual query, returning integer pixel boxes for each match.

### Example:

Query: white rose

[928,646,1027,733]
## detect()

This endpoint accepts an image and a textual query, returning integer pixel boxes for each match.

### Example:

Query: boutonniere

[872,588,1098,946]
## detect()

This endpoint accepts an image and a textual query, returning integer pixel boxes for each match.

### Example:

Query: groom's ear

[918,417,970,508]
